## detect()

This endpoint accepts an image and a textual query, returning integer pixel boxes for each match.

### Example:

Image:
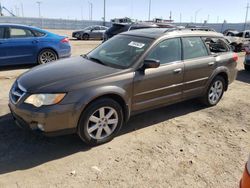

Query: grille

[11,82,26,104]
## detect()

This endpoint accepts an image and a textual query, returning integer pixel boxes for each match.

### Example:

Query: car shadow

[0,100,205,175]
[236,70,250,84]
[0,64,34,71]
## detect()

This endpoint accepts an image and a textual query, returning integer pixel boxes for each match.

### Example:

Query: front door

[133,38,184,111]
[0,26,8,66]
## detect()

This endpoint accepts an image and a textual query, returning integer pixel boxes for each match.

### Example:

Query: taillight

[61,38,69,43]
[233,53,238,62]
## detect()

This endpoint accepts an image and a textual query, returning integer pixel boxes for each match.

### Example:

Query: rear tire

[38,49,58,64]
[77,98,124,146]
[82,34,89,40]
[201,76,225,106]
[245,64,250,71]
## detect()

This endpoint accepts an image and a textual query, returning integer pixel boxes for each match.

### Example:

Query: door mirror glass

[144,59,160,69]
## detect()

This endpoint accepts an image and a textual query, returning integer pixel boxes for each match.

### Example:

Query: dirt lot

[0,30,249,188]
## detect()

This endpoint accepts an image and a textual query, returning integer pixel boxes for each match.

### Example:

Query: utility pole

[207,14,210,23]
[148,0,151,21]
[0,2,2,16]
[194,9,201,23]
[217,16,219,23]
[103,0,106,26]
[21,2,24,17]
[180,13,182,23]
[244,2,250,30]
[37,1,42,18]
[88,2,93,20]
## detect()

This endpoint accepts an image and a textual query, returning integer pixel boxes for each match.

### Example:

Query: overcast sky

[0,0,249,23]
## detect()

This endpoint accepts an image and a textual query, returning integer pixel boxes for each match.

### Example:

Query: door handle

[173,68,182,73]
[208,62,215,66]
[32,40,39,43]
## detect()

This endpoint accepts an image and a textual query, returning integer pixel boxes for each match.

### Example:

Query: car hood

[18,56,122,93]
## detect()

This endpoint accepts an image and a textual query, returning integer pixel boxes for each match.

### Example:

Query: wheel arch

[207,68,229,92]
[77,90,131,127]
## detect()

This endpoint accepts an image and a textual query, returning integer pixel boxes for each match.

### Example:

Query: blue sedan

[0,24,71,66]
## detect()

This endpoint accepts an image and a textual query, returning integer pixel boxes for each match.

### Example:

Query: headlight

[24,93,66,107]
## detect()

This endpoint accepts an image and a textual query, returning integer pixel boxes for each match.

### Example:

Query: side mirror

[144,59,160,69]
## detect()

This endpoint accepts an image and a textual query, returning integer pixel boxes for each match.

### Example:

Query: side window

[93,26,100,31]
[203,37,230,53]
[32,30,46,37]
[245,32,250,38]
[0,27,4,39]
[10,27,35,38]
[182,37,208,60]
[147,38,182,64]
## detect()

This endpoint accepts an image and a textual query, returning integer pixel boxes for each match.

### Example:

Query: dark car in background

[9,28,237,146]
[103,22,175,41]
[72,25,108,40]
[0,24,71,66]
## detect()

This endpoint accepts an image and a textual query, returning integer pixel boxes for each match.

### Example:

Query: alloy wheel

[87,107,119,140]
[208,80,223,105]
[39,51,57,64]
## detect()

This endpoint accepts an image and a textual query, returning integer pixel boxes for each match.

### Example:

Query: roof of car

[0,23,43,31]
[121,28,224,39]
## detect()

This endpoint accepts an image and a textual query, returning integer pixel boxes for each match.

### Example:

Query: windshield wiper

[88,57,107,66]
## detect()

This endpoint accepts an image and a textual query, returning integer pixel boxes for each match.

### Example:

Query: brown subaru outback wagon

[9,28,238,145]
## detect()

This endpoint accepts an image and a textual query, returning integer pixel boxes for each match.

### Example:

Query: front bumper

[240,164,250,188]
[8,101,78,136]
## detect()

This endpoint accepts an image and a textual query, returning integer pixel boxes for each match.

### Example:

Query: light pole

[103,0,106,26]
[36,1,42,18]
[148,0,151,21]
[194,9,201,23]
[88,1,93,20]
[244,3,250,30]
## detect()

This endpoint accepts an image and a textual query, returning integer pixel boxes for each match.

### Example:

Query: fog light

[37,123,45,131]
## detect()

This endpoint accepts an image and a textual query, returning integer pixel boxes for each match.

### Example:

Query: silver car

[72,25,108,40]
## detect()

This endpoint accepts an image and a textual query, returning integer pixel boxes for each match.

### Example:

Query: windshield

[87,35,153,69]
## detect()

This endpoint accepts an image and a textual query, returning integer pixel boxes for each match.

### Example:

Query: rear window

[32,29,46,37]
[107,24,129,35]
[0,27,4,39]
[203,37,230,53]
[182,37,208,60]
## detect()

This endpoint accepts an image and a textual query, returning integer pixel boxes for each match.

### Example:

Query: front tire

[78,98,124,146]
[38,49,58,64]
[245,64,250,71]
[201,76,225,106]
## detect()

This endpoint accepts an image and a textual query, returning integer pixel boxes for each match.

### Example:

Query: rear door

[4,26,38,65]
[182,37,216,99]
[91,26,101,39]
[133,38,184,111]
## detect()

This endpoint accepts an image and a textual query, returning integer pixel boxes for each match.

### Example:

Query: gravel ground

[0,30,249,188]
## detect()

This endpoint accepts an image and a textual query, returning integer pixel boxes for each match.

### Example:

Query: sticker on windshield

[128,41,145,48]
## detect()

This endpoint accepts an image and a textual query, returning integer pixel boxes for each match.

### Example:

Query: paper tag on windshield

[128,41,145,48]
